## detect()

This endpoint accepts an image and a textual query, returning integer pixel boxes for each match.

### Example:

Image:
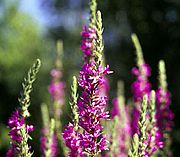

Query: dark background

[0,0,180,156]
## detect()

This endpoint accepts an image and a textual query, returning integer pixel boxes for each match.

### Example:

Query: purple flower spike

[77,61,111,154]
[7,110,34,156]
[63,20,112,155]
[81,26,97,60]
[131,64,151,103]
[131,63,151,135]
[48,69,65,107]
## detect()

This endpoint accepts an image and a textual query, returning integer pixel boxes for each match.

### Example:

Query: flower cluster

[131,64,151,103]
[6,59,41,157]
[48,69,65,107]
[131,63,151,135]
[130,35,168,156]
[7,110,34,156]
[77,62,111,154]
[80,26,97,60]
[63,4,112,155]
[63,123,83,157]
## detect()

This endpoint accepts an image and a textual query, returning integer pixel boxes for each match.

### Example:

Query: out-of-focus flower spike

[131,33,144,67]
[138,94,148,157]
[89,0,97,28]
[48,40,67,156]
[70,76,79,131]
[128,133,139,157]
[53,40,64,128]
[131,33,151,135]
[156,60,174,157]
[7,59,41,157]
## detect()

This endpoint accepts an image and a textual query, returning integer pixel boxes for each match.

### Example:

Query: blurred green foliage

[0,1,55,155]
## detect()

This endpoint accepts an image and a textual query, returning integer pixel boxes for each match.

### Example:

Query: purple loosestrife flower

[7,110,34,156]
[152,60,174,156]
[131,31,152,137]
[81,25,110,98]
[79,10,111,156]
[77,61,111,155]
[131,64,151,103]
[7,59,41,157]
[81,26,97,60]
[48,69,65,108]
[131,64,151,135]
[63,3,111,155]
[48,41,68,156]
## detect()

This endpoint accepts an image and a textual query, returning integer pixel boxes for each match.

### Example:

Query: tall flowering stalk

[7,59,41,157]
[48,41,67,156]
[48,41,65,128]
[131,33,151,135]
[110,81,131,156]
[63,0,112,156]
[131,34,165,156]
[78,10,111,157]
[156,60,174,156]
